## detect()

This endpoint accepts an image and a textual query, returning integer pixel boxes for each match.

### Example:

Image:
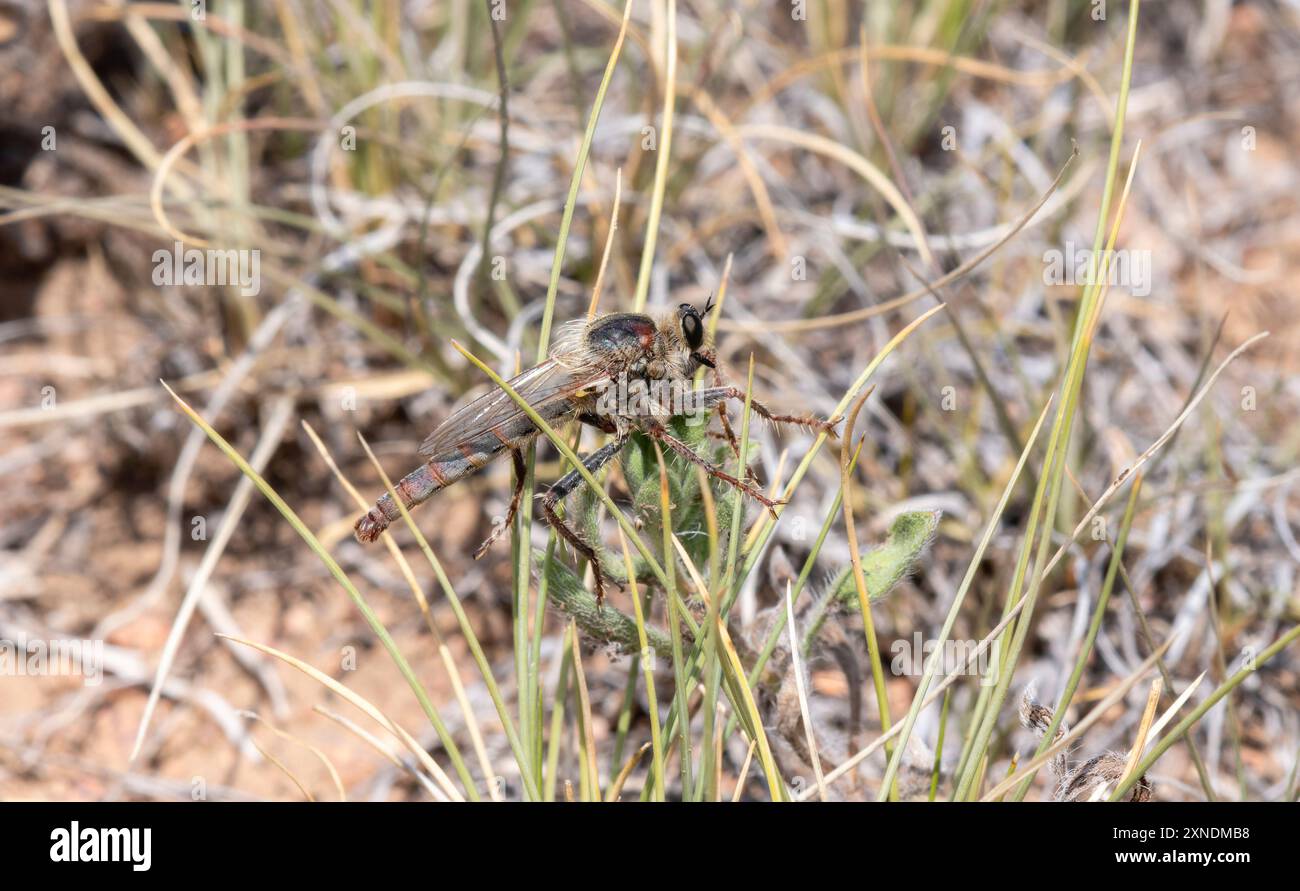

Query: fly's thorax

[581,310,697,374]
[588,366,709,427]
[584,312,659,361]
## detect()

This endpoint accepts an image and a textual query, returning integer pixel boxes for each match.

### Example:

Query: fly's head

[640,297,716,382]
[676,294,716,377]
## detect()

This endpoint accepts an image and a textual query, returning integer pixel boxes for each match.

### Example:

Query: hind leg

[474,415,617,559]
[474,449,527,559]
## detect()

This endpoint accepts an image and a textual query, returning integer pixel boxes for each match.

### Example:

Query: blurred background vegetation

[0,0,1297,801]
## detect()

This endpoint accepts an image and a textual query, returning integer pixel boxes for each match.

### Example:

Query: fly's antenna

[702,292,716,316]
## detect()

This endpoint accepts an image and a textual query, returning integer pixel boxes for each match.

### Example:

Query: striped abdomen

[354,408,557,543]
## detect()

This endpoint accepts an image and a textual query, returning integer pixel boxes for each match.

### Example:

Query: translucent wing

[418,359,601,458]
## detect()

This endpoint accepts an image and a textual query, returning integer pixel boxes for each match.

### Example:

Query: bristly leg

[540,435,628,606]
[705,368,759,483]
[699,385,841,437]
[645,421,784,519]
[474,449,526,559]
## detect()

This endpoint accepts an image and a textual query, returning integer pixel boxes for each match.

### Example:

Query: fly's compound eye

[679,306,704,350]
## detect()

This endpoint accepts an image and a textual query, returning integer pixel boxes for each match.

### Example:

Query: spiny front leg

[473,449,526,559]
[703,367,759,483]
[645,422,784,519]
[699,385,840,437]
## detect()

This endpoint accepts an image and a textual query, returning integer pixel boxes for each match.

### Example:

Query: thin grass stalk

[710,475,914,769]
[698,356,756,796]
[785,580,826,800]
[537,0,633,352]
[1203,536,1249,799]
[242,711,345,801]
[671,540,786,801]
[1120,677,1164,790]
[878,396,1054,798]
[569,620,601,801]
[738,440,863,717]
[161,384,479,800]
[543,624,574,801]
[531,424,584,780]
[617,528,665,801]
[631,0,676,312]
[653,441,693,797]
[840,389,896,798]
[952,124,1144,797]
[1011,473,1144,800]
[608,650,640,779]
[929,687,951,800]
[607,743,652,802]
[521,0,635,769]
[358,437,540,800]
[713,609,785,800]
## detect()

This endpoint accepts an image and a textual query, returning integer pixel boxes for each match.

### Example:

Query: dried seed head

[1018,686,1153,802]
[1057,752,1153,803]
[1019,685,1070,781]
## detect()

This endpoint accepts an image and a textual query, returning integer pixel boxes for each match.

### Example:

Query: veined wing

[418,359,602,458]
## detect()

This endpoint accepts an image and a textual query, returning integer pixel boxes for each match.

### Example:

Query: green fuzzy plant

[541,416,940,674]
[541,414,739,656]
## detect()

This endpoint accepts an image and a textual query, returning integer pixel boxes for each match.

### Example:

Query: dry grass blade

[1146,672,1207,742]
[1120,678,1165,791]
[606,742,651,802]
[784,580,826,801]
[129,395,294,763]
[839,385,894,794]
[217,634,459,802]
[240,710,347,802]
[160,381,479,799]
[356,433,537,800]
[302,421,500,799]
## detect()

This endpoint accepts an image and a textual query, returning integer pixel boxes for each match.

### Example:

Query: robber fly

[355,299,837,603]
